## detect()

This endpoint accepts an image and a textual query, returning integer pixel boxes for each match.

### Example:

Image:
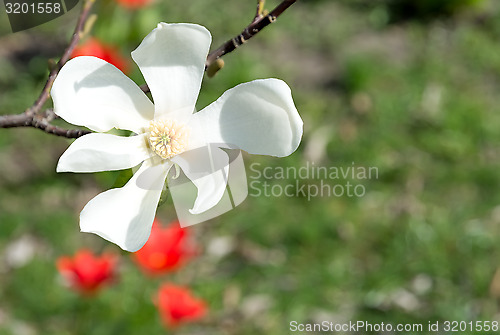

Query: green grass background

[2,0,500,334]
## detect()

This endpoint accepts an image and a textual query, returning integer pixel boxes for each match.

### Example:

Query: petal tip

[56,158,70,173]
[188,208,199,215]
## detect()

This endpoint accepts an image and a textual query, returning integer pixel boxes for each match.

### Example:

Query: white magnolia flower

[52,23,303,252]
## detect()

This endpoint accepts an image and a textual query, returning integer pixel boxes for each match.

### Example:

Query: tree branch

[0,0,96,137]
[31,0,95,116]
[0,109,90,138]
[142,0,297,92]
[1,0,297,136]
[205,0,297,69]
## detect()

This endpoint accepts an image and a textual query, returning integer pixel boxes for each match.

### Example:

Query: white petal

[191,79,303,157]
[131,23,211,122]
[51,56,154,133]
[79,160,171,252]
[57,133,151,173]
[169,150,248,227]
[171,145,229,214]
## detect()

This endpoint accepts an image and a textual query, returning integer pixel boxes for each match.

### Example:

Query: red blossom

[56,249,118,295]
[71,38,130,74]
[115,0,154,9]
[156,284,207,328]
[132,219,196,276]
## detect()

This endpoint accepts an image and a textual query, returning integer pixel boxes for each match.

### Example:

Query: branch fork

[0,0,297,138]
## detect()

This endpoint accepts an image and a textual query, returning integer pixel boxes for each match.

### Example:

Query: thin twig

[1,0,296,136]
[31,0,95,116]
[253,0,266,23]
[0,109,90,138]
[205,0,297,69]
[142,0,296,93]
[0,0,96,137]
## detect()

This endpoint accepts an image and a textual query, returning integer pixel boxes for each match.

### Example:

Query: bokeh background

[2,0,500,334]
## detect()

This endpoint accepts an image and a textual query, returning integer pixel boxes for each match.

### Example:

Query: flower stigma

[148,119,190,159]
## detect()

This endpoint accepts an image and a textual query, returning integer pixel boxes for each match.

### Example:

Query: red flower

[156,284,207,328]
[71,38,130,74]
[115,0,154,9]
[132,220,196,275]
[57,249,118,295]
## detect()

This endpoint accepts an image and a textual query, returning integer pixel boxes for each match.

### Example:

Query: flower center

[148,119,189,159]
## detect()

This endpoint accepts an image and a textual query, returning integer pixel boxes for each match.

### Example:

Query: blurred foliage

[387,0,485,20]
[2,0,500,334]
[310,0,486,22]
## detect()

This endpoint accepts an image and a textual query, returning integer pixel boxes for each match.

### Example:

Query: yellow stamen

[148,119,189,159]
